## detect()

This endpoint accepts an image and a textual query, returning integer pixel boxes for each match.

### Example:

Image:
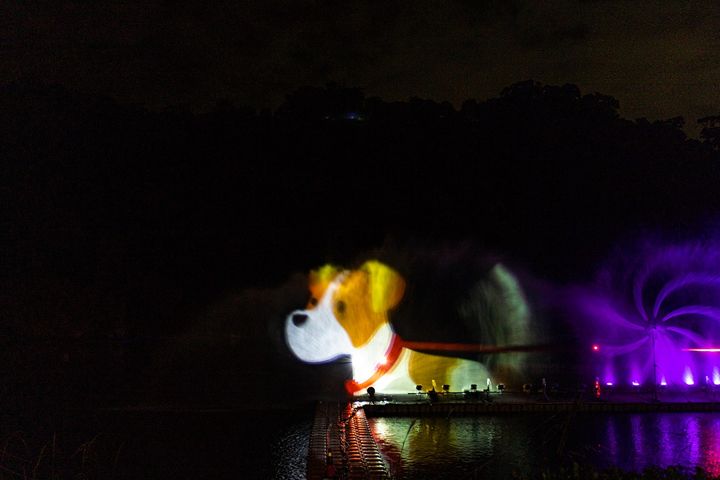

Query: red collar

[344,334,405,394]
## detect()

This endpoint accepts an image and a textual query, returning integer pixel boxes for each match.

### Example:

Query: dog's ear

[309,264,340,301]
[361,261,405,312]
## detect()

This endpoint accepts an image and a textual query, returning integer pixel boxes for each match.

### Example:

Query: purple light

[569,240,720,389]
[684,366,695,385]
[603,366,615,386]
[605,382,614,386]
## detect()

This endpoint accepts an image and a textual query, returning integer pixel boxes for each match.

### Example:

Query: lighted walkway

[307,401,389,480]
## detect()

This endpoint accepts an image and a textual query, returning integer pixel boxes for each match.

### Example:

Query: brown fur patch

[408,351,458,388]
[333,270,387,347]
[308,265,340,306]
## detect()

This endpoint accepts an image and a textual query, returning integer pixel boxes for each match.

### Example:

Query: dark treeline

[4,79,720,341]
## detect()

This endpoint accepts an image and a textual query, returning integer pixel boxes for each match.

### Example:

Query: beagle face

[286,259,530,394]
[285,261,405,363]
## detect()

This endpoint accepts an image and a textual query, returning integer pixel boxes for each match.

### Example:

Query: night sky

[4,1,720,134]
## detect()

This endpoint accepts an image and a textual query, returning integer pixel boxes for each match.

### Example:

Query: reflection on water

[587,414,720,476]
[368,413,720,479]
[272,418,311,480]
[370,415,552,478]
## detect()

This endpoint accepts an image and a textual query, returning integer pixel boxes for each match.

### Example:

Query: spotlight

[416,384,423,393]
[465,384,480,399]
[592,344,600,352]
[497,384,505,392]
[367,386,376,400]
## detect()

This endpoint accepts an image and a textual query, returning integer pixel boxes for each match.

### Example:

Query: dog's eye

[336,300,346,314]
[309,297,318,306]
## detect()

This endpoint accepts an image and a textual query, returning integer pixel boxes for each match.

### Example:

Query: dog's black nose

[292,313,309,327]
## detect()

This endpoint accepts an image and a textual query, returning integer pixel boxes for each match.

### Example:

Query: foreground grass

[0,431,123,480]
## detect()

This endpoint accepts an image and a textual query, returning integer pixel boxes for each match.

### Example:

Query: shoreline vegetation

[0,409,312,479]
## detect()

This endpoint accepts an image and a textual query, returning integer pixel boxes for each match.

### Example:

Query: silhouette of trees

[3,79,720,343]
[276,82,365,121]
[698,114,720,150]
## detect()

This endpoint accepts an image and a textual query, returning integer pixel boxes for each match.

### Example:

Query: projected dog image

[285,260,531,395]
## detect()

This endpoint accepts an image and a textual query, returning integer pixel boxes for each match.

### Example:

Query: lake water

[367,413,720,479]
[11,409,720,478]
[104,411,720,478]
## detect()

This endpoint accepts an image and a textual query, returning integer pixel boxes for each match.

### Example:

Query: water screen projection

[284,260,533,395]
[571,241,720,388]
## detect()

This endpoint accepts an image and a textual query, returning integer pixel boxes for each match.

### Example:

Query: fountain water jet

[570,241,720,388]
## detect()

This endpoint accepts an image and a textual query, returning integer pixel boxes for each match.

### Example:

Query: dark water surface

[11,409,720,478]
[107,410,311,480]
[368,413,720,479]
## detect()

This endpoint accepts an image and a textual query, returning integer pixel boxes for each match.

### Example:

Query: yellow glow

[333,261,405,348]
[363,261,405,313]
[308,264,340,304]
[407,352,458,388]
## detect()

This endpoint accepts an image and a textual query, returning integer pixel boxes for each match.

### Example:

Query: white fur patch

[285,279,353,363]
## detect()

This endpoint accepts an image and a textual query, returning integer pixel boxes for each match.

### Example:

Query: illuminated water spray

[573,242,720,387]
